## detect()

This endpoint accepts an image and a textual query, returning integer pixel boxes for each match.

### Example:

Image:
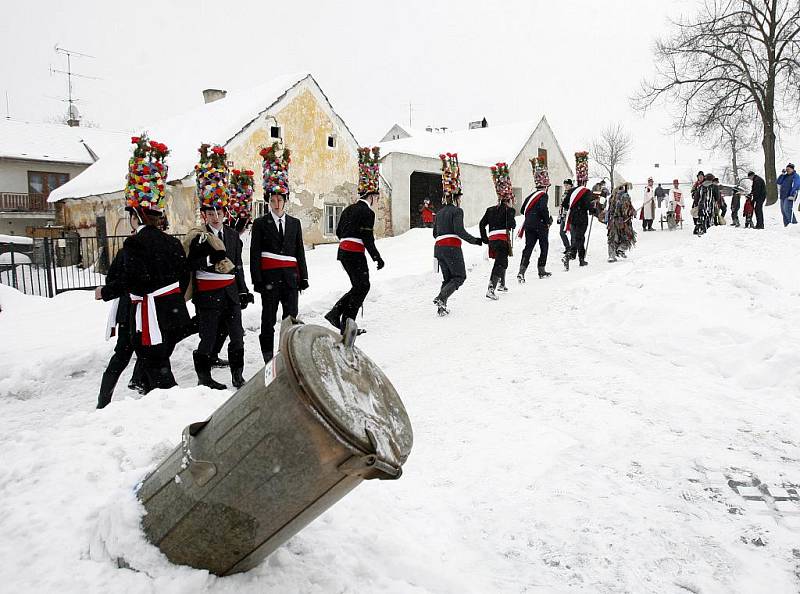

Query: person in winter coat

[691,171,704,226]
[94,246,146,409]
[516,181,552,282]
[640,177,656,231]
[777,163,800,226]
[694,173,720,235]
[420,199,436,228]
[557,179,574,252]
[432,191,481,315]
[561,183,597,270]
[747,171,767,229]
[655,183,666,208]
[479,196,516,300]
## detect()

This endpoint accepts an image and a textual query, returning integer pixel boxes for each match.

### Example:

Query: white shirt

[208,223,224,240]
[270,210,286,230]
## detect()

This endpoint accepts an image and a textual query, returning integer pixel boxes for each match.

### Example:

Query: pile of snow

[1,208,800,592]
[0,234,33,245]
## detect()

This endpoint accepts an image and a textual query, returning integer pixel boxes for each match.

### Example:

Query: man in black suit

[324,191,384,332]
[187,206,252,389]
[250,191,308,363]
[747,171,767,229]
[123,207,191,392]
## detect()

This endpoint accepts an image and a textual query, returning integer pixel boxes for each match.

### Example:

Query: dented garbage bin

[137,319,413,576]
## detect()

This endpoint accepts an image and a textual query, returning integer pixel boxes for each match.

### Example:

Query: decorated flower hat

[440,152,462,196]
[490,162,514,202]
[195,144,230,210]
[227,167,255,227]
[358,146,380,197]
[260,142,291,196]
[125,133,169,215]
[575,151,589,186]
[530,157,550,189]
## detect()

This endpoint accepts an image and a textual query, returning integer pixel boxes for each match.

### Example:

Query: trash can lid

[285,324,413,468]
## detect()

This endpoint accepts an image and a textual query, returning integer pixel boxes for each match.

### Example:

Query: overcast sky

[3,0,798,180]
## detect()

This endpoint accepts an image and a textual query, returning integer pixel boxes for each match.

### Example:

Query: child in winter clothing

[743,195,755,228]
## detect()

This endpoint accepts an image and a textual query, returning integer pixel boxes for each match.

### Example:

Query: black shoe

[127,380,148,395]
[262,350,274,364]
[210,355,229,368]
[497,284,509,292]
[324,309,342,330]
[517,272,526,283]
[537,266,551,278]
[193,351,227,390]
[562,255,570,271]
[231,368,245,389]
[579,260,589,267]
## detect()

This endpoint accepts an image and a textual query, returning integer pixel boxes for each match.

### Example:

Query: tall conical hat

[530,157,550,189]
[440,152,461,196]
[195,144,230,210]
[490,162,514,202]
[125,133,169,215]
[575,151,589,186]
[358,146,380,196]
[260,142,291,196]
[227,167,255,227]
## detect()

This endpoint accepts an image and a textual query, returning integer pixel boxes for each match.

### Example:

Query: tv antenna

[50,44,100,125]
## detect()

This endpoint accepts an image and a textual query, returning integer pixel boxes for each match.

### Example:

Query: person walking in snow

[432,153,481,316]
[557,178,574,253]
[640,177,656,231]
[516,157,552,282]
[655,183,666,209]
[777,163,800,226]
[561,181,596,270]
[747,171,766,229]
[694,173,719,236]
[325,147,384,334]
[121,135,191,392]
[605,183,637,262]
[480,162,516,300]
[94,246,146,409]
[186,144,252,391]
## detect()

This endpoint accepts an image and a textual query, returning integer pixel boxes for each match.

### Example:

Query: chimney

[481,117,488,128]
[203,89,227,104]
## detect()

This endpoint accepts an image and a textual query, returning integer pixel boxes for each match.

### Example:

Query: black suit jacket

[101,247,131,325]
[751,175,766,202]
[250,213,308,291]
[336,199,381,261]
[122,225,191,341]
[188,224,248,309]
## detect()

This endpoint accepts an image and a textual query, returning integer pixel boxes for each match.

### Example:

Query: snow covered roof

[49,72,341,202]
[0,119,128,165]
[378,119,542,167]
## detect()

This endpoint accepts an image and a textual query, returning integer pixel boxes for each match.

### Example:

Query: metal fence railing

[0,233,184,297]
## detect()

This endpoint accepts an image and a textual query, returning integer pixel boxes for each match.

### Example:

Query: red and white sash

[130,281,181,346]
[105,298,119,341]
[339,237,365,253]
[517,191,546,238]
[195,270,236,292]
[260,251,298,270]
[435,234,462,248]
[565,187,591,232]
[488,229,509,242]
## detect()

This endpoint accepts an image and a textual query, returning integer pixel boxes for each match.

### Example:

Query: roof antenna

[4,91,9,119]
[51,44,100,126]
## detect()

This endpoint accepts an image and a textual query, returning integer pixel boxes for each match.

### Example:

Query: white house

[378,117,574,233]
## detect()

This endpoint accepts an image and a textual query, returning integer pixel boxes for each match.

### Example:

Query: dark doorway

[410,171,443,229]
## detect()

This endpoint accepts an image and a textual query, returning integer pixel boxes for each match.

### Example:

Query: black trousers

[435,247,466,304]
[98,322,145,407]
[558,219,570,251]
[568,223,588,260]
[489,240,509,286]
[133,340,177,392]
[259,282,299,355]
[755,198,765,228]
[333,253,371,321]
[197,300,244,359]
[521,227,549,268]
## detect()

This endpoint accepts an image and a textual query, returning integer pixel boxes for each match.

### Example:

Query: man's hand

[376,257,385,270]
[299,279,309,291]
[94,286,104,301]
[239,292,254,309]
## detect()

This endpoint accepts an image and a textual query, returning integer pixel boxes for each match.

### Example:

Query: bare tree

[590,122,632,189]
[715,111,758,184]
[633,0,800,204]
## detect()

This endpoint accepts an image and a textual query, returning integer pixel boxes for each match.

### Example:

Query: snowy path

[1,212,799,593]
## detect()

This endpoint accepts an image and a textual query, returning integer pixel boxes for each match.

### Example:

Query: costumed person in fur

[121,134,191,392]
[694,173,719,236]
[324,147,384,333]
[479,162,516,300]
[250,143,308,363]
[605,183,637,262]
[562,152,597,270]
[517,157,552,282]
[432,152,482,316]
[186,144,251,389]
[640,177,656,231]
[210,166,255,368]
[94,240,146,409]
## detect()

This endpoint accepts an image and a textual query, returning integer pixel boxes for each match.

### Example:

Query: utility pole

[4,92,9,119]
[50,45,99,126]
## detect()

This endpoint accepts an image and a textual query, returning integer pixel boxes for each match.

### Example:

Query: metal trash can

[136,319,413,576]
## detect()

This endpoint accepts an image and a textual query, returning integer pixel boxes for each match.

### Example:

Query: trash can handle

[181,424,217,487]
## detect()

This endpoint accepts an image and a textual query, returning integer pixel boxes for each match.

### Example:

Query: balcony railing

[0,192,54,212]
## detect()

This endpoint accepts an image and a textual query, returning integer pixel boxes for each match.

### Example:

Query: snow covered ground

[1,209,799,593]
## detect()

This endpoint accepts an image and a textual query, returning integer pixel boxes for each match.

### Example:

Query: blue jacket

[777,171,800,200]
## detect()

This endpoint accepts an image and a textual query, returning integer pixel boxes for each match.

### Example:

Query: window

[270,126,282,139]
[28,171,70,197]
[324,203,345,235]
[554,185,562,207]
[537,148,548,168]
[327,134,337,148]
